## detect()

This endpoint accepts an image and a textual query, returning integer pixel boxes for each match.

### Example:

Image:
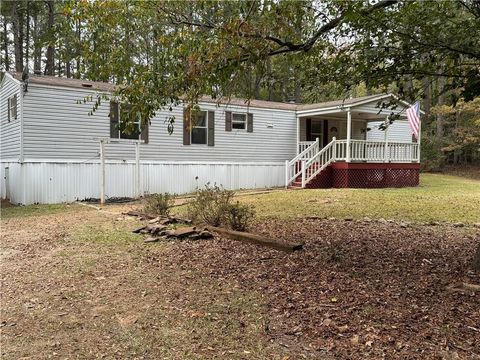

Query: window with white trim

[7,95,18,122]
[191,111,207,144]
[232,113,246,130]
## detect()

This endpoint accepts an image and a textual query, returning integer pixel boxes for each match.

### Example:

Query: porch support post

[346,109,352,162]
[296,116,300,155]
[384,116,389,163]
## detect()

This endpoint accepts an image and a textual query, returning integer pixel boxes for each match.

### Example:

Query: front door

[306,119,324,146]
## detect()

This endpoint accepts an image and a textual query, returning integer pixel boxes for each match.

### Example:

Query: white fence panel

[1,161,285,205]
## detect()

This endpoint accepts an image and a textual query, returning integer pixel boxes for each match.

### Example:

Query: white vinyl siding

[21,84,297,162]
[352,120,367,140]
[367,120,413,142]
[0,75,22,159]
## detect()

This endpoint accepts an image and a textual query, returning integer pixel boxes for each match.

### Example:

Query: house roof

[9,72,411,113]
[199,95,298,110]
[296,94,394,111]
[13,73,117,92]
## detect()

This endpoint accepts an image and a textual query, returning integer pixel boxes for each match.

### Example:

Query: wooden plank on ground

[209,226,303,253]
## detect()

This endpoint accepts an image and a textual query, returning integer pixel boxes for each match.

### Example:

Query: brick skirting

[305,162,420,189]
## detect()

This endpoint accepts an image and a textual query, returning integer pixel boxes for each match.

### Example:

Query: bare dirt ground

[1,203,479,359]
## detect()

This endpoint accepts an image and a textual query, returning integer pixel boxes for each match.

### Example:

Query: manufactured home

[1,73,421,205]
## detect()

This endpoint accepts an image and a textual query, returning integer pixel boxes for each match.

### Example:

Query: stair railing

[302,138,337,186]
[285,138,319,188]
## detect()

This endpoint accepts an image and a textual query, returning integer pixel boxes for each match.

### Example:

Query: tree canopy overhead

[2,0,479,163]
[59,1,479,105]
[3,1,479,104]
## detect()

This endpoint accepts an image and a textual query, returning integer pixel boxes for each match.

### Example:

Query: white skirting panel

[1,161,285,205]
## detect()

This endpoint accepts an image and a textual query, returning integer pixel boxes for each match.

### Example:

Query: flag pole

[417,104,422,163]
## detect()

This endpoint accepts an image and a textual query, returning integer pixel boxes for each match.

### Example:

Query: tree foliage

[1,0,479,165]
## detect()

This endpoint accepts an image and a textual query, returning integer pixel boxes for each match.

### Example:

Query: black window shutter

[7,97,10,122]
[225,111,232,131]
[247,113,253,132]
[141,120,149,144]
[208,110,215,146]
[109,101,119,138]
[183,108,191,145]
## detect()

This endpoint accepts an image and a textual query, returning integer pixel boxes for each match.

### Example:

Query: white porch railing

[335,140,419,163]
[303,139,336,186]
[285,138,320,186]
[298,141,316,154]
[286,138,419,188]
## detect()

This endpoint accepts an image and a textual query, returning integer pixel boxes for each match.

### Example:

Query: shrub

[421,136,445,171]
[143,193,174,216]
[187,184,234,226]
[226,202,256,231]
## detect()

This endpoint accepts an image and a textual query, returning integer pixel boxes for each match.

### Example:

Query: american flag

[406,102,420,139]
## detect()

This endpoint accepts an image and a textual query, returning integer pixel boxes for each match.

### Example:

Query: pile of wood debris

[124,211,214,243]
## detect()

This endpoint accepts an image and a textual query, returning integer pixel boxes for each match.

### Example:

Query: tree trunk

[25,2,30,70]
[44,0,55,76]
[294,76,301,103]
[473,242,480,272]
[12,2,24,73]
[2,16,9,71]
[421,77,431,123]
[76,16,81,78]
[33,10,41,74]
[436,73,446,146]
[267,58,273,101]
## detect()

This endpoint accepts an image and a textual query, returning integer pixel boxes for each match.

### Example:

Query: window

[191,111,207,144]
[232,113,246,130]
[119,105,141,140]
[311,120,322,137]
[7,95,17,122]
[109,101,148,142]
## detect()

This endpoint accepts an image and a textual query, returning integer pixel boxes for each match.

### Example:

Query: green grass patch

[237,173,480,224]
[1,203,84,219]
[67,222,142,246]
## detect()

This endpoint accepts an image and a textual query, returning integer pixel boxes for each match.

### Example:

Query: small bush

[187,184,233,226]
[143,193,174,216]
[226,202,256,232]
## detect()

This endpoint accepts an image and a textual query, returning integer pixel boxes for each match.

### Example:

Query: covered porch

[286,94,421,189]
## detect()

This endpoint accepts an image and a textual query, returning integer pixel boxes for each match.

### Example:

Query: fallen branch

[446,282,480,293]
[208,226,303,252]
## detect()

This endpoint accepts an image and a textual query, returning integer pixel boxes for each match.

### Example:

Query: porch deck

[286,94,422,189]
[286,138,420,189]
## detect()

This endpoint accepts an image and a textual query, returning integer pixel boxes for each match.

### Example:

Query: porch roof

[296,93,421,119]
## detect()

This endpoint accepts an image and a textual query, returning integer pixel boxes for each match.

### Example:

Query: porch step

[288,185,303,190]
[289,181,303,188]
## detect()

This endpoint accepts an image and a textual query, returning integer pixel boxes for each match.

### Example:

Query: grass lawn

[236,173,480,224]
[1,209,274,359]
[0,203,77,219]
[2,172,479,359]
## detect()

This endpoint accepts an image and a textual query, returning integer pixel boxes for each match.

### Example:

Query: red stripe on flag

[407,105,419,139]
